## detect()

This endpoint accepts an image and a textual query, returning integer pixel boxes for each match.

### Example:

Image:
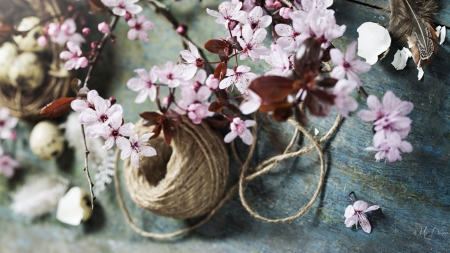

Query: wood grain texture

[1,0,449,252]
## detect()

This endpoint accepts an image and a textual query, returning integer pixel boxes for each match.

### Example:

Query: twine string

[114,113,342,238]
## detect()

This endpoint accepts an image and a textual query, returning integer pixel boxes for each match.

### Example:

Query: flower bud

[124,12,132,21]
[162,95,170,106]
[273,0,282,9]
[205,74,219,89]
[37,36,48,46]
[279,7,293,19]
[109,97,117,105]
[98,22,110,33]
[176,24,185,34]
[82,27,90,36]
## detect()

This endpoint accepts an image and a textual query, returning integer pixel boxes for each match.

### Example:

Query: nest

[0,0,72,120]
[123,117,229,219]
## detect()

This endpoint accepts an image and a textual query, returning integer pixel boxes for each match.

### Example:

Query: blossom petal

[330,48,344,66]
[345,216,357,227]
[344,205,355,218]
[241,129,253,145]
[121,147,132,160]
[102,137,115,149]
[139,146,157,157]
[131,151,140,167]
[224,131,237,143]
[353,200,368,211]
[364,205,380,213]
[345,41,357,61]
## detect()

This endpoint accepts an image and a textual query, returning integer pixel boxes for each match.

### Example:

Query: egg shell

[30,121,65,160]
[12,16,45,52]
[0,42,19,83]
[56,187,93,226]
[8,52,45,90]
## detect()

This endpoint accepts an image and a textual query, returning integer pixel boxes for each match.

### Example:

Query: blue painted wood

[1,0,450,252]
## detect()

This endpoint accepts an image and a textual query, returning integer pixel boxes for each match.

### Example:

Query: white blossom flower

[345,200,380,233]
[120,133,157,168]
[219,65,258,93]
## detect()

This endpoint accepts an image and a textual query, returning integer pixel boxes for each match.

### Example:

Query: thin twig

[359,86,369,100]
[279,0,298,10]
[81,124,95,209]
[79,14,120,209]
[83,14,120,88]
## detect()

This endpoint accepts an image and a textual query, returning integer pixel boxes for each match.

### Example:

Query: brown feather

[389,0,439,66]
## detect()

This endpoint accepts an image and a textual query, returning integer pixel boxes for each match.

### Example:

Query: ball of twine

[0,0,71,120]
[115,113,342,239]
[122,117,229,220]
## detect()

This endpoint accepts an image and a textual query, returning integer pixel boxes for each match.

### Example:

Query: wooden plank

[1,0,449,252]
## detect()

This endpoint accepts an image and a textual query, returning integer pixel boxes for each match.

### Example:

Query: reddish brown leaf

[249,76,300,103]
[204,39,228,54]
[40,97,76,118]
[164,109,182,127]
[209,101,226,113]
[214,62,227,80]
[273,104,294,122]
[151,124,162,139]
[315,77,338,89]
[294,38,322,82]
[140,111,163,126]
[294,107,309,125]
[218,49,229,62]
[162,121,173,145]
[303,89,334,117]
[207,115,229,129]
[227,104,241,114]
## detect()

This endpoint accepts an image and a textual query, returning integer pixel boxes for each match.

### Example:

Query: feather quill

[10,175,69,218]
[389,0,439,66]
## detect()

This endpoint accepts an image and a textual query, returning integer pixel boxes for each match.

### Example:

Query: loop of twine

[114,113,342,239]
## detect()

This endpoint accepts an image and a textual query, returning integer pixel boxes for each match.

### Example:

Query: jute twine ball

[123,117,229,219]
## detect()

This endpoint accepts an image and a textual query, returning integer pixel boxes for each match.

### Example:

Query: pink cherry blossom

[120,133,157,168]
[0,155,20,178]
[224,118,256,145]
[180,42,204,68]
[90,112,134,150]
[241,0,257,13]
[279,7,293,19]
[102,0,143,16]
[333,79,358,118]
[358,91,413,148]
[153,61,194,88]
[59,41,89,70]
[238,24,270,61]
[48,19,85,46]
[0,108,18,140]
[219,65,258,94]
[78,96,123,129]
[240,90,262,115]
[345,200,380,233]
[262,45,291,76]
[275,11,309,52]
[245,6,272,30]
[330,42,371,86]
[176,85,213,124]
[127,14,154,42]
[127,68,158,103]
[206,1,247,28]
[37,36,48,46]
[205,74,219,89]
[365,131,413,162]
[294,0,333,12]
[71,90,100,112]
[304,9,346,48]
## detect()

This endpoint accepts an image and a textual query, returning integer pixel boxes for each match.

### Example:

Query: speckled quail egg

[0,42,18,84]
[30,121,65,160]
[13,16,45,52]
[9,52,45,89]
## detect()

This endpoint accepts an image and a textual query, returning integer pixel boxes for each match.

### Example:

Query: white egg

[30,121,65,160]
[0,42,18,84]
[12,16,45,52]
[8,52,45,90]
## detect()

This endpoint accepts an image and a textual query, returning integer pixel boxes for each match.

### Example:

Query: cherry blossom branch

[143,0,214,74]
[358,87,369,100]
[79,14,120,208]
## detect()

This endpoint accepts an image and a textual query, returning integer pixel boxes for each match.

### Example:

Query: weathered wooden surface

[1,0,450,252]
